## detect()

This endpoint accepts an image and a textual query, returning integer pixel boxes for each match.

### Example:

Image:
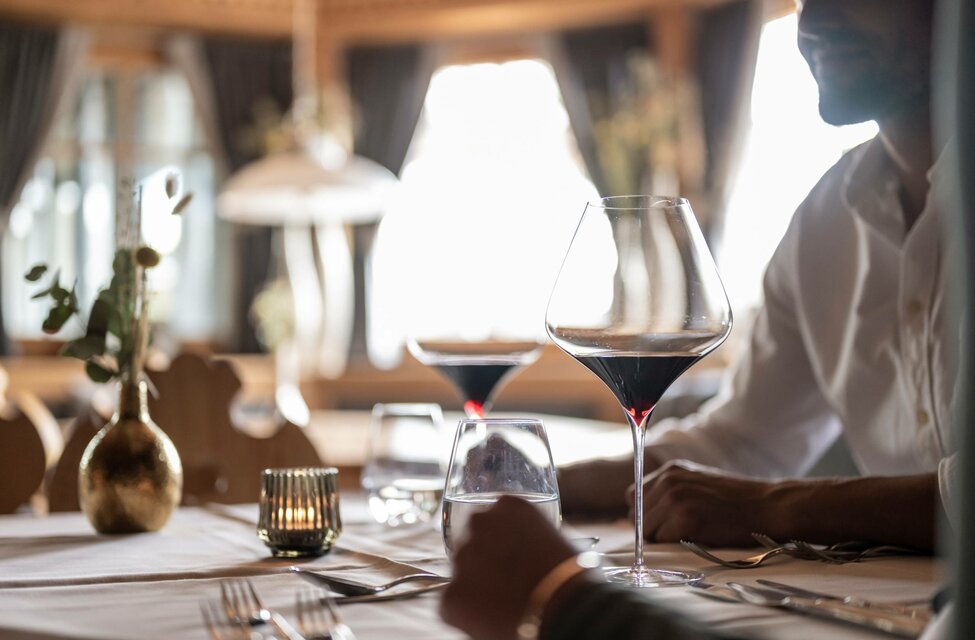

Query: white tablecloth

[0,496,943,640]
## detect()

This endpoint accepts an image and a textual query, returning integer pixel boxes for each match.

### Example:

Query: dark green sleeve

[541,582,742,640]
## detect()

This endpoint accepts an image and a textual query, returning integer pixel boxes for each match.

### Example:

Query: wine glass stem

[629,413,650,573]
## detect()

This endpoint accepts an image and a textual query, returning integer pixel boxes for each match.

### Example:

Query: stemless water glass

[442,418,561,555]
[546,196,732,588]
[360,403,447,526]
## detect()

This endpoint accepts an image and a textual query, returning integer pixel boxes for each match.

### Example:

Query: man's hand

[440,496,585,640]
[634,461,938,550]
[635,461,779,546]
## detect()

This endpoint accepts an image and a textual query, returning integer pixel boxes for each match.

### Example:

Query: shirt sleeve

[541,582,743,640]
[644,211,843,479]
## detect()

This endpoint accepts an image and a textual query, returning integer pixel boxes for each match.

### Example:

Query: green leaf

[50,285,70,303]
[165,173,179,198]
[172,193,193,215]
[41,304,73,334]
[85,361,115,383]
[61,334,106,360]
[24,265,47,282]
[87,298,111,336]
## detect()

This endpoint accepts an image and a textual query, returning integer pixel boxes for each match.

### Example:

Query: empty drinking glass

[361,403,447,526]
[442,418,561,555]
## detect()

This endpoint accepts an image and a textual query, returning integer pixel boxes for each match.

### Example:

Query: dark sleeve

[541,582,742,640]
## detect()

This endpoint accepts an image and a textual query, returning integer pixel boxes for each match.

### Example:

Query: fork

[201,600,249,640]
[296,589,359,640]
[220,578,306,640]
[680,540,792,568]
[789,540,923,564]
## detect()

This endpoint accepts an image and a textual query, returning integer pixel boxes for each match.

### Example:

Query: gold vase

[79,377,183,533]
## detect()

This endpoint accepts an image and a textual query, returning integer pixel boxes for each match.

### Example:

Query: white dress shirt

[647,136,957,510]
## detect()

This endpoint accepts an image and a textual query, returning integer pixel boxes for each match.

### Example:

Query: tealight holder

[257,467,342,558]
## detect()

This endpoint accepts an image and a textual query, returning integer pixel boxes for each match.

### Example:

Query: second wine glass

[546,195,732,588]
[407,339,542,418]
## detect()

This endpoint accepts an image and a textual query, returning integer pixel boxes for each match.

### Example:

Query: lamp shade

[217,151,398,226]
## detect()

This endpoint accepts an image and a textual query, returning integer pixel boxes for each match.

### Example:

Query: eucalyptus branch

[25,170,192,384]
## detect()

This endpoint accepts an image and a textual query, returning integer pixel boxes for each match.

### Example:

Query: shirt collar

[841,136,905,244]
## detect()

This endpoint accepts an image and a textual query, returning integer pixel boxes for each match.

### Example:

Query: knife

[727,582,928,638]
[755,579,930,620]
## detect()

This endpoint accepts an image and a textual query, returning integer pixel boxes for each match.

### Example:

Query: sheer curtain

[0,23,88,353]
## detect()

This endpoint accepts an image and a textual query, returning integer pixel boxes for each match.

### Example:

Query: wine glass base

[603,566,703,588]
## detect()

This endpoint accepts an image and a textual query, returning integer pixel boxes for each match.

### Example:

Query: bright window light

[718,14,878,314]
[370,59,598,366]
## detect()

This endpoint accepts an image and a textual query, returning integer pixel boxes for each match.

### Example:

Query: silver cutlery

[296,589,358,640]
[680,540,792,568]
[291,566,449,598]
[220,578,306,640]
[789,539,923,564]
[755,579,931,620]
[756,534,923,563]
[201,600,249,640]
[726,582,928,638]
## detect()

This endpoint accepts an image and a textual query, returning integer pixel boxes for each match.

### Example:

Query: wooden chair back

[48,353,323,510]
[0,366,63,514]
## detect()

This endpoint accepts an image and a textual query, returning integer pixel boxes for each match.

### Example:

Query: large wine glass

[546,195,732,588]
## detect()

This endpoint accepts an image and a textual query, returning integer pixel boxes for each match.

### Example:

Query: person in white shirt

[560,0,951,550]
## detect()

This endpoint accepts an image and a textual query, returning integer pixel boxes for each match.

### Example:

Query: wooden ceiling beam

[0,0,736,43]
[320,0,730,46]
[0,0,295,37]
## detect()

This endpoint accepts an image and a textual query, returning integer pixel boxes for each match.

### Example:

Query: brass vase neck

[117,377,150,421]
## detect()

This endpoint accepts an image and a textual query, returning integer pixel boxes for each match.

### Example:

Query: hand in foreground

[636,460,780,547]
[440,496,594,640]
[557,456,639,519]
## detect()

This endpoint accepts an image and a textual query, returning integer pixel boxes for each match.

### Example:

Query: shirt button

[917,408,930,425]
[906,299,924,316]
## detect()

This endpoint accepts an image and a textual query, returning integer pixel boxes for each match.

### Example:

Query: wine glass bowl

[546,195,731,587]
[407,339,542,417]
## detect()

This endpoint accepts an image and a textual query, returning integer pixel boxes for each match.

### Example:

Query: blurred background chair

[0,365,63,514]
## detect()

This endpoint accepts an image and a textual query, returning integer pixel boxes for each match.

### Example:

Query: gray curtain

[198,36,294,353]
[547,23,651,198]
[0,23,88,354]
[549,3,761,240]
[695,0,763,240]
[345,43,435,365]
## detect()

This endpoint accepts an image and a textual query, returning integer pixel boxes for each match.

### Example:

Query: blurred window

[3,67,222,345]
[369,58,598,366]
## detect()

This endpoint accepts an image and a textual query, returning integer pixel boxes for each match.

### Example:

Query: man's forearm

[771,473,939,550]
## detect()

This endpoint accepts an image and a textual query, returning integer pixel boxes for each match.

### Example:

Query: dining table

[0,488,944,640]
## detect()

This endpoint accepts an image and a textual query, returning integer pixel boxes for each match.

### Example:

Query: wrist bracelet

[516,551,601,640]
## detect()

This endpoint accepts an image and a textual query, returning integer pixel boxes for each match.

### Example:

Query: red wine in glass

[576,353,702,425]
[409,340,542,418]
